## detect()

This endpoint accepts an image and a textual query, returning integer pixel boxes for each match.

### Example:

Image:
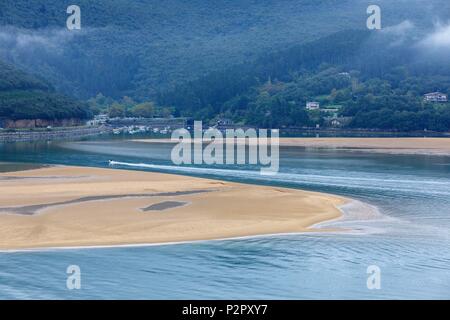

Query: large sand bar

[0,166,346,250]
[133,137,450,156]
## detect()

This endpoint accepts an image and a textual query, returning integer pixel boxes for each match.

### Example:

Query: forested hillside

[159,25,450,131]
[158,30,369,118]
[1,0,449,100]
[0,61,90,121]
[1,0,450,131]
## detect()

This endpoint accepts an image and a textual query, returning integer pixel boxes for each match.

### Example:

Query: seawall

[0,126,112,143]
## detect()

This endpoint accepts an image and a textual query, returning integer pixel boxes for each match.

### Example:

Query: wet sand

[133,137,450,156]
[0,166,347,250]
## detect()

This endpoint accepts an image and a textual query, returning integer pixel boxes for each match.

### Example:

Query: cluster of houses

[305,101,350,128]
[304,91,448,128]
[423,92,448,103]
[86,115,247,134]
[85,114,188,135]
[112,125,171,135]
[306,101,340,113]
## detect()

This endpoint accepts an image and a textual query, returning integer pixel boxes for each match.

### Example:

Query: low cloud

[382,20,415,35]
[0,26,93,95]
[380,20,417,47]
[419,23,450,50]
[0,26,93,61]
[0,27,75,50]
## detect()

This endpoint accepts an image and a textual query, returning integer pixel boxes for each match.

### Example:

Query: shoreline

[132,137,450,156]
[0,125,112,143]
[0,165,349,251]
[0,201,361,253]
[0,228,346,254]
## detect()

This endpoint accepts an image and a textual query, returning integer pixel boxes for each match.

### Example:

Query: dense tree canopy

[1,0,449,99]
[156,29,450,131]
[2,1,450,131]
[0,61,90,121]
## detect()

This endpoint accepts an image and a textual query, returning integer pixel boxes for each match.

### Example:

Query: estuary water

[0,139,449,299]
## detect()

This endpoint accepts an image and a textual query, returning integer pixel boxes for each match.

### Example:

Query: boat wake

[107,161,450,197]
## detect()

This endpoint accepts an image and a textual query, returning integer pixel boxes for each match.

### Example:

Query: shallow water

[0,139,449,299]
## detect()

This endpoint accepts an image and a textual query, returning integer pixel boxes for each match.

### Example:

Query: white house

[424,92,448,103]
[306,102,320,110]
[86,114,109,126]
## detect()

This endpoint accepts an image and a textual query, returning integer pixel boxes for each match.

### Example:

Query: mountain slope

[0,61,90,121]
[1,0,449,100]
[157,25,450,131]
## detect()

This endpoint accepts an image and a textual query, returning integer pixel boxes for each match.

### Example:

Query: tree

[131,102,155,118]
[108,103,126,118]
[121,96,136,108]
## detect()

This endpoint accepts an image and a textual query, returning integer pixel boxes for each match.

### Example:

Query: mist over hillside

[1,0,449,100]
[156,19,450,131]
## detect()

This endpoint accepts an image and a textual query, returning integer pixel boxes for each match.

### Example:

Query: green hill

[1,0,449,100]
[0,61,90,121]
[159,28,450,131]
[1,0,450,131]
[0,60,51,91]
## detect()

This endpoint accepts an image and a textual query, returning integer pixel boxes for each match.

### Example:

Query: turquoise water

[0,140,449,299]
